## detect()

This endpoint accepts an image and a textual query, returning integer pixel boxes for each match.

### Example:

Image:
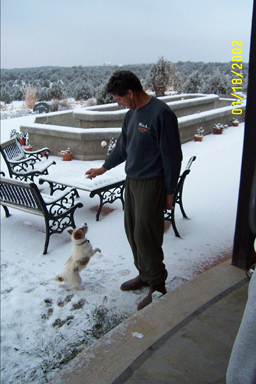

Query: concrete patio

[50,258,249,384]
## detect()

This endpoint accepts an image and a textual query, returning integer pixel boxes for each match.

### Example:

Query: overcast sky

[1,0,254,69]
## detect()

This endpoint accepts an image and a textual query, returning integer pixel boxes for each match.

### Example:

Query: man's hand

[85,166,107,179]
[165,194,174,210]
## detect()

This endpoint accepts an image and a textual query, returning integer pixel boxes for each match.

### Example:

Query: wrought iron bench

[0,176,83,254]
[164,156,196,237]
[0,138,56,182]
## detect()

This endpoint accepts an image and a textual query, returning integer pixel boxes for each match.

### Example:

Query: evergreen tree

[146,56,178,93]
[173,71,183,93]
[0,87,11,103]
[47,81,65,100]
[74,82,93,101]
[202,69,231,95]
[96,84,114,105]
[182,71,204,93]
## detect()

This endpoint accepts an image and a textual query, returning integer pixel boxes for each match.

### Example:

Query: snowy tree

[47,81,65,100]
[96,84,114,105]
[74,82,93,101]
[146,56,178,93]
[13,86,23,101]
[37,87,49,102]
[202,69,231,95]
[173,71,183,93]
[0,87,11,103]
[182,71,204,93]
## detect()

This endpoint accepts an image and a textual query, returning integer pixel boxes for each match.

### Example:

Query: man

[86,70,182,310]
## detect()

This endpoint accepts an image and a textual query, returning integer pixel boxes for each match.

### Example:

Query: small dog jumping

[57,223,101,288]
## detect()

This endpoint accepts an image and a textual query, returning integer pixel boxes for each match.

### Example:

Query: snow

[0,108,244,383]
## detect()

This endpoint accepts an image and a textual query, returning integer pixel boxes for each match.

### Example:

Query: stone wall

[20,100,246,161]
[34,94,216,128]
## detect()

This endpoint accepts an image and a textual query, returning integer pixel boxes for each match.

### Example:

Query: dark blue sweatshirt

[103,96,182,195]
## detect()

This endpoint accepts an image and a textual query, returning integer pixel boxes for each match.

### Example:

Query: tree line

[0,59,249,105]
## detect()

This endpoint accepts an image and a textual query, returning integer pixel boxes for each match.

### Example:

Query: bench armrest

[43,187,80,216]
[25,147,50,160]
[8,157,37,166]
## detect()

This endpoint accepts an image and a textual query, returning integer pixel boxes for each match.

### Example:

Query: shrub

[74,83,93,101]
[96,84,114,105]
[22,85,37,109]
[202,69,231,95]
[182,71,204,93]
[47,81,65,100]
[0,87,12,104]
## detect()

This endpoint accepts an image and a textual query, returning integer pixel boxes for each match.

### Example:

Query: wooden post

[232,0,256,269]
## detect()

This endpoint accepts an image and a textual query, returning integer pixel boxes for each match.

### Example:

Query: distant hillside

[0,62,249,104]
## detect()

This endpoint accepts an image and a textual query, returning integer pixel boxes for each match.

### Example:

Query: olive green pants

[124,176,168,286]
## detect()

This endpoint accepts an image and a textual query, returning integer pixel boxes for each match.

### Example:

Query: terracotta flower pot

[61,153,72,161]
[232,122,239,127]
[155,86,165,97]
[19,138,26,146]
[194,135,203,142]
[213,128,223,135]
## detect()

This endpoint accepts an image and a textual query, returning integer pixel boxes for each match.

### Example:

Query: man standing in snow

[86,70,182,310]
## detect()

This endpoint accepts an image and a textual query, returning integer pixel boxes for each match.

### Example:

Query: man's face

[112,90,136,110]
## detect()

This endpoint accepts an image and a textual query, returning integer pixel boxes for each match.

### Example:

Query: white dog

[57,223,101,288]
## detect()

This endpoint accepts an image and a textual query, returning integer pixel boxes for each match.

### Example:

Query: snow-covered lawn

[0,110,244,383]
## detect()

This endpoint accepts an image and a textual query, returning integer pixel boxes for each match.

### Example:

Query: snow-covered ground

[0,106,244,383]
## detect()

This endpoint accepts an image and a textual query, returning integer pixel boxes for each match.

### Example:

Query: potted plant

[232,118,239,127]
[10,129,26,145]
[101,138,117,155]
[194,127,204,142]
[212,123,228,135]
[61,147,72,161]
[155,86,165,97]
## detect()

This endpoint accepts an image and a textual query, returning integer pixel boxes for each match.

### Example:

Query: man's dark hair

[106,70,143,96]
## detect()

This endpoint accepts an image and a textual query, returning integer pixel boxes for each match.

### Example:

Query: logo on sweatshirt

[138,122,150,133]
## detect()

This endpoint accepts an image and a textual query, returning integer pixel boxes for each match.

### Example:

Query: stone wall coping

[73,108,128,121]
[178,103,246,127]
[72,94,218,122]
[20,123,122,140]
[166,94,219,110]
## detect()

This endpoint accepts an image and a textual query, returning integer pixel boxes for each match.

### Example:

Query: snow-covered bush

[96,84,114,105]
[74,83,93,101]
[183,71,204,93]
[202,69,231,95]
[47,81,65,100]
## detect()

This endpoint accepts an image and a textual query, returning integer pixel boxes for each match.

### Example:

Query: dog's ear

[68,229,73,235]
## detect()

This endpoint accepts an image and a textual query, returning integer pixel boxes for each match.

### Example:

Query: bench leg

[43,220,50,255]
[164,208,181,238]
[90,184,125,221]
[43,201,82,253]
[170,210,181,238]
[176,186,189,219]
[1,205,11,217]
